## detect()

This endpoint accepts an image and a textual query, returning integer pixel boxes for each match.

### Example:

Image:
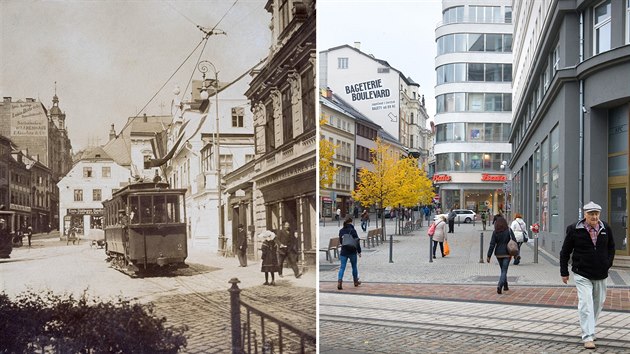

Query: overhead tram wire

[112,37,207,140]
[115,0,239,139]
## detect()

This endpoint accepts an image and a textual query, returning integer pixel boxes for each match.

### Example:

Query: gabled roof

[320,44,420,87]
[320,91,381,130]
[101,115,171,167]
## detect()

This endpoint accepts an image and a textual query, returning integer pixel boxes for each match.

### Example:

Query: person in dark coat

[259,230,279,285]
[236,224,248,267]
[276,221,302,278]
[0,219,12,258]
[487,216,517,294]
[337,217,362,290]
[560,201,615,350]
[447,208,456,233]
[25,226,33,248]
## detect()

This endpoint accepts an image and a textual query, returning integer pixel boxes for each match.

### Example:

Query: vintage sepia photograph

[1,0,315,352]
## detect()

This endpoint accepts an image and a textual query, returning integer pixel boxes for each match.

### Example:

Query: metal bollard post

[534,234,539,264]
[389,234,394,263]
[229,278,243,354]
[429,235,433,263]
[479,232,484,263]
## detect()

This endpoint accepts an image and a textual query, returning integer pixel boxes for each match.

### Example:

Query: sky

[317,0,442,126]
[1,0,271,151]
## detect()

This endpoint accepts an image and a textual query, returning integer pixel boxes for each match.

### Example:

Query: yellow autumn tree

[352,138,400,235]
[353,138,435,235]
[319,117,338,188]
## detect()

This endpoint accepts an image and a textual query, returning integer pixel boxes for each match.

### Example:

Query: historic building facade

[433,0,513,213]
[57,146,129,237]
[510,0,630,264]
[0,95,71,229]
[245,0,316,265]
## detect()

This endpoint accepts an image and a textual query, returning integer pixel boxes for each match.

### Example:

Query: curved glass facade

[436,152,510,172]
[437,33,512,55]
[437,63,512,85]
[435,122,510,143]
[436,92,512,113]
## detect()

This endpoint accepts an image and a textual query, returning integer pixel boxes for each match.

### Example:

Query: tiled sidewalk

[320,281,630,312]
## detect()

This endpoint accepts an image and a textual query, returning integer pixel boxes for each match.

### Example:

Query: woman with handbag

[337,216,362,290]
[487,216,518,294]
[432,215,448,259]
[510,213,528,265]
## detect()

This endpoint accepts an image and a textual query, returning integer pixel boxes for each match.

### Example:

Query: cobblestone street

[1,233,316,353]
[319,219,630,353]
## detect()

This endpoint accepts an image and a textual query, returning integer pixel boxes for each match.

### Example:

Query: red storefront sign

[432,174,452,182]
[481,174,507,182]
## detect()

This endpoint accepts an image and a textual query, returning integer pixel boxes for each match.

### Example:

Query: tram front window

[140,196,152,223]
[154,196,166,223]
[129,196,139,224]
[166,195,184,223]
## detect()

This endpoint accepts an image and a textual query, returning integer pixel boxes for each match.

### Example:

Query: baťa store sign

[481,174,507,182]
[432,174,452,182]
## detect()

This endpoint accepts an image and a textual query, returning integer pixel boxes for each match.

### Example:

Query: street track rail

[320,294,630,352]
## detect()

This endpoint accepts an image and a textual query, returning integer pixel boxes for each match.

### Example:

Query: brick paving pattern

[319,215,630,353]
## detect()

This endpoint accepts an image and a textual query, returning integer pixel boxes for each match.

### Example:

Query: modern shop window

[594,0,612,55]
[535,147,541,226]
[608,106,629,176]
[549,127,560,233]
[541,138,549,232]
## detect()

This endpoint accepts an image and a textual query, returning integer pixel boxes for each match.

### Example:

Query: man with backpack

[337,216,362,290]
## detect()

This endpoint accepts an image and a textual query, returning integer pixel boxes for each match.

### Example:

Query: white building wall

[57,160,129,236]
[166,78,254,252]
[322,46,402,141]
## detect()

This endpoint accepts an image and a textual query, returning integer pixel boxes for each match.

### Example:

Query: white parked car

[438,209,477,223]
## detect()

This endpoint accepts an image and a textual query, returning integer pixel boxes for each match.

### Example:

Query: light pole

[198,60,224,255]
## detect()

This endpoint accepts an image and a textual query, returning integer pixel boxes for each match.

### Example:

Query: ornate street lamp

[197,60,225,255]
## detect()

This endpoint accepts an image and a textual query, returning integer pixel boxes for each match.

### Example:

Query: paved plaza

[319,215,630,353]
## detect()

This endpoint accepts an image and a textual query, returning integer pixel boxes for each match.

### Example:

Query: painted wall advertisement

[11,102,47,137]
[344,78,396,113]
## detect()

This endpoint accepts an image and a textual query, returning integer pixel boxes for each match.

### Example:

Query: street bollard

[534,233,539,263]
[228,278,243,354]
[429,235,433,263]
[479,232,484,263]
[389,234,394,263]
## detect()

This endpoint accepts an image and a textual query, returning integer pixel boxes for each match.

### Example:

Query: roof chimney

[354,41,361,50]
[109,124,116,141]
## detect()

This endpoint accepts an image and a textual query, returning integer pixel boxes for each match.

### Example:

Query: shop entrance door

[609,183,628,254]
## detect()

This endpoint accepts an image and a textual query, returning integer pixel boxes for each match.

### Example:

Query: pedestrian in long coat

[432,215,448,258]
[258,230,279,285]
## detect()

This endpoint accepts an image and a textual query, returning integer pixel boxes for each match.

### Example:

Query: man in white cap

[560,201,616,349]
